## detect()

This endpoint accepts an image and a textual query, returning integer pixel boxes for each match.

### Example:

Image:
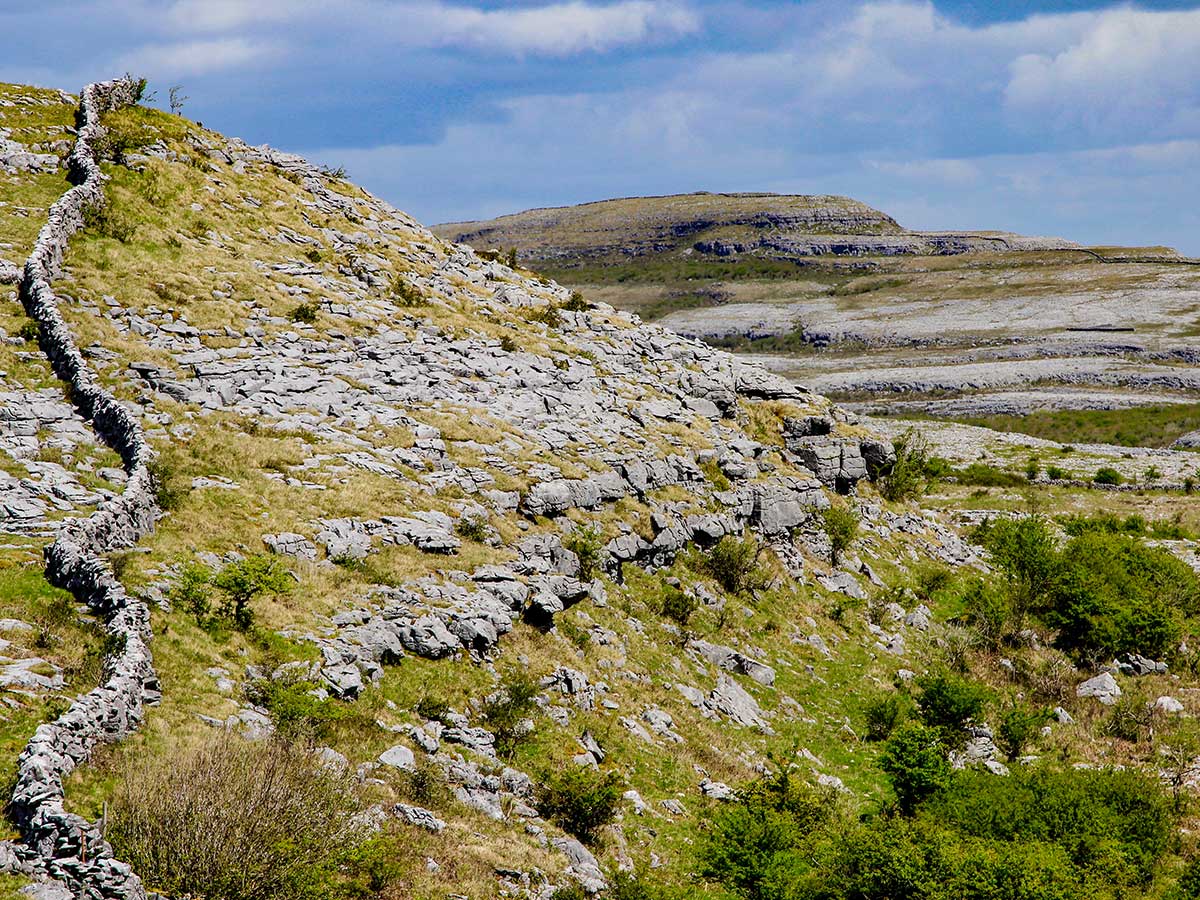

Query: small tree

[880,722,951,815]
[212,555,292,630]
[879,429,940,502]
[1094,467,1123,485]
[168,85,189,116]
[819,502,860,567]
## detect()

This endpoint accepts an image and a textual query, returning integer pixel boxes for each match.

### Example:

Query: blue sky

[4,1,1200,252]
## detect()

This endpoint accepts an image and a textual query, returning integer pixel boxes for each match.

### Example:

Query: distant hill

[433,191,1084,265]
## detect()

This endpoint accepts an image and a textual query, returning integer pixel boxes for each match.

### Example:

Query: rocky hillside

[3,79,1200,900]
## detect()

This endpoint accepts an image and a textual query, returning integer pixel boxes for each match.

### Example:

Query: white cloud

[165,0,309,31]
[872,158,980,186]
[117,37,280,77]
[1004,7,1200,141]
[162,0,700,57]
[414,1,700,56]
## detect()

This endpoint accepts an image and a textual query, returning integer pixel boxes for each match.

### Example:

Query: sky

[3,1,1200,252]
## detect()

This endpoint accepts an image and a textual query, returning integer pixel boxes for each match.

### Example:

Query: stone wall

[3,78,158,900]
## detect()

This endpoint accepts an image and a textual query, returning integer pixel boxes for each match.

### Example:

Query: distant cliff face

[433,191,1080,265]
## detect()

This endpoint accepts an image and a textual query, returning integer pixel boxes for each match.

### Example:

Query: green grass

[949,403,1200,449]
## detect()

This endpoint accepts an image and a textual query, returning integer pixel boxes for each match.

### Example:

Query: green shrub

[107,737,369,900]
[973,515,1060,628]
[147,455,190,511]
[415,694,451,724]
[697,762,1177,900]
[955,578,1012,648]
[914,670,990,743]
[83,202,137,243]
[697,769,838,900]
[819,502,859,566]
[700,457,731,491]
[879,429,940,502]
[562,291,590,311]
[863,692,908,741]
[996,704,1050,760]
[1046,464,1067,480]
[212,554,293,630]
[661,586,699,628]
[169,560,214,624]
[880,722,952,815]
[398,760,451,807]
[391,276,427,307]
[1025,459,1041,481]
[289,300,319,323]
[563,525,605,580]
[1094,467,1124,485]
[454,514,489,542]
[16,320,39,343]
[535,767,623,845]
[1046,532,1198,661]
[481,670,540,759]
[1104,694,1155,743]
[530,304,563,328]
[244,678,353,738]
[1060,512,1146,536]
[704,534,769,595]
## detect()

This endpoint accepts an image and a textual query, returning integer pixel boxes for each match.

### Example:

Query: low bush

[996,704,1050,760]
[863,691,908,741]
[562,291,590,311]
[289,300,319,323]
[697,764,1179,899]
[1104,694,1155,743]
[454,514,489,542]
[147,455,190,511]
[536,767,623,845]
[661,585,698,628]
[564,525,605,580]
[107,737,373,900]
[704,534,769,595]
[391,276,427,307]
[1094,466,1123,485]
[481,670,540,759]
[818,502,859,566]
[880,722,952,815]
[954,463,1026,487]
[244,678,354,739]
[1047,532,1198,662]
[914,670,990,744]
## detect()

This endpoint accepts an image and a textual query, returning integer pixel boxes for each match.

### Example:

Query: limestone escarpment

[432,192,1080,265]
[3,77,156,900]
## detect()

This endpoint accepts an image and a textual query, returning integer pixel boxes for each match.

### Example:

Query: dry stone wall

[1,78,158,900]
